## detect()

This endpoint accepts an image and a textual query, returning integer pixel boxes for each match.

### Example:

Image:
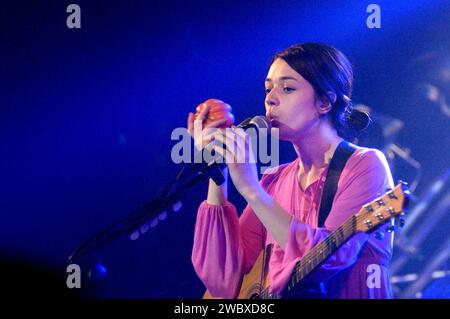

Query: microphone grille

[249,116,272,130]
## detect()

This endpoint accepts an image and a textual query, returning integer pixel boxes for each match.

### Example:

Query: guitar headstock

[355,182,410,233]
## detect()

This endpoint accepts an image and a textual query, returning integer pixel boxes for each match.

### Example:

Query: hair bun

[348,109,371,132]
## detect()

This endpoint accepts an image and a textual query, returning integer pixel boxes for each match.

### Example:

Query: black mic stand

[67,116,271,276]
[67,158,226,264]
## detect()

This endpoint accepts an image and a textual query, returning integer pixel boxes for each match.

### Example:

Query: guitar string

[259,215,357,299]
[259,205,397,299]
[257,189,402,298]
[291,211,380,281]
[259,212,364,299]
[292,196,400,277]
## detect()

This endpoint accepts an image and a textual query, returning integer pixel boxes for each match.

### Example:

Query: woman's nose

[265,90,279,108]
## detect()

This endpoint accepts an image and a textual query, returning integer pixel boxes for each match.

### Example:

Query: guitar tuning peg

[374,230,385,240]
[386,225,395,233]
[398,217,406,228]
[130,230,140,241]
[172,201,182,212]
[397,180,408,186]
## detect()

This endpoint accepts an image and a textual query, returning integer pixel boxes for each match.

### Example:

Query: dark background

[0,0,449,298]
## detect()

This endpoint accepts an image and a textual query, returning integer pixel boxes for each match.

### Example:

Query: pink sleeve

[269,149,394,294]
[191,200,265,298]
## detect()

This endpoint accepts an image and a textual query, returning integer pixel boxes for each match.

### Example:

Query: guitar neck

[285,215,357,292]
[205,183,406,300]
[257,183,407,299]
[259,215,357,299]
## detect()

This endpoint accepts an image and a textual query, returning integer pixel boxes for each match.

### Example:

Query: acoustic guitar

[204,182,409,299]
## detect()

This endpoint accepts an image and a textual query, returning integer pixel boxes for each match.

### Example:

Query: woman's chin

[276,130,291,142]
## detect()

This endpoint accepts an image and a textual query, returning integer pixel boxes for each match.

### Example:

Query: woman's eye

[283,87,295,93]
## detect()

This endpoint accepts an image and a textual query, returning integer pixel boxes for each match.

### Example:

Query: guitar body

[203,246,271,299]
[202,183,409,299]
[202,246,325,299]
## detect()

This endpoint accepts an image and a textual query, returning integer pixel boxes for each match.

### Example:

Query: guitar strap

[279,141,357,299]
[317,140,357,227]
[258,141,356,298]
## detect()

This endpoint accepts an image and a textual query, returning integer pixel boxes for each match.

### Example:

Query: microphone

[68,115,272,256]
[236,115,272,131]
[195,115,272,185]
[210,115,272,155]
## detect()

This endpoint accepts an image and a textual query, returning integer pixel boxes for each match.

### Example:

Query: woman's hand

[187,101,231,205]
[211,127,263,199]
[187,104,228,152]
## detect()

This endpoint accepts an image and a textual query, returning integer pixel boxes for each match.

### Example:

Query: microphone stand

[67,160,226,263]
[68,116,271,265]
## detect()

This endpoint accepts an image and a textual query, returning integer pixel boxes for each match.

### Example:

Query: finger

[211,143,233,164]
[232,127,250,146]
[187,112,194,135]
[232,127,252,154]
[225,129,253,163]
[211,132,226,152]
[202,127,223,147]
[210,144,225,158]
[214,131,239,163]
[204,126,224,138]
[233,132,248,164]
[197,104,210,122]
[205,118,228,129]
[192,115,218,150]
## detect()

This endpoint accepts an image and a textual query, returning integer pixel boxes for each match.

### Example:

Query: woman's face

[265,58,323,142]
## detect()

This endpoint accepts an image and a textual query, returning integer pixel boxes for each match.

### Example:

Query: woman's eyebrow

[265,76,299,83]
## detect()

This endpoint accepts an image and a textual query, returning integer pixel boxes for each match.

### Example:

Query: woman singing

[187,43,394,299]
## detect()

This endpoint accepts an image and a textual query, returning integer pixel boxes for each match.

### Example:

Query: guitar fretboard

[260,215,357,299]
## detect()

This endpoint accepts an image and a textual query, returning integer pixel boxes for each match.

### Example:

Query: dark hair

[273,42,370,140]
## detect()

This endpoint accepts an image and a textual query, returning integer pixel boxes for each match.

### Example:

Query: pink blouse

[192,147,395,299]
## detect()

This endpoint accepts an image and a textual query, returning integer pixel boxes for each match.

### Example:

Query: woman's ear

[317,92,336,115]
